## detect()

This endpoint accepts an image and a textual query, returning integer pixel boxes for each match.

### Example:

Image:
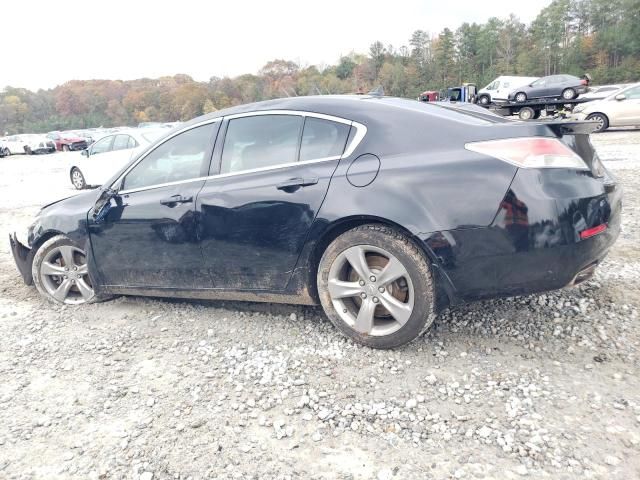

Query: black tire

[533,110,542,119]
[562,88,577,100]
[586,113,609,133]
[519,107,536,120]
[24,146,32,155]
[317,224,435,349]
[70,167,86,190]
[32,235,97,305]
[514,92,527,102]
[2,148,9,157]
[62,144,70,152]
[478,95,490,105]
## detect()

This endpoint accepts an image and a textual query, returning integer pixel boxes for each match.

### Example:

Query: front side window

[220,115,303,174]
[300,117,350,161]
[532,78,546,87]
[486,81,498,90]
[122,123,216,190]
[623,86,640,99]
[91,136,114,155]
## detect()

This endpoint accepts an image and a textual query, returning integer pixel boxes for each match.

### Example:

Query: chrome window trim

[116,110,367,195]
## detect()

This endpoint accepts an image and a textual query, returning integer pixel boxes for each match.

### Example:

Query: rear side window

[300,117,350,161]
[220,115,303,174]
[112,134,131,151]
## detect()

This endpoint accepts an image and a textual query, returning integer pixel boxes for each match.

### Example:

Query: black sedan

[508,74,589,102]
[10,95,621,349]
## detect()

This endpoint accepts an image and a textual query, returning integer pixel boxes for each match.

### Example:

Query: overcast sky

[5,0,552,91]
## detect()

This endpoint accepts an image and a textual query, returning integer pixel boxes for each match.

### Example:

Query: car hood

[28,189,102,247]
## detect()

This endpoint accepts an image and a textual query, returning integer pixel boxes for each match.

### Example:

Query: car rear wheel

[586,113,609,133]
[478,95,490,105]
[70,167,86,189]
[317,224,435,349]
[32,235,95,305]
[62,144,70,152]
[514,92,527,102]
[562,88,577,100]
[3,148,10,156]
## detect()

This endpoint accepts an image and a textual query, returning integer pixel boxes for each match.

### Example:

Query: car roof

[176,94,504,131]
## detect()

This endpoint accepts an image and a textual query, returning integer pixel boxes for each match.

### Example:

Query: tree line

[1,0,638,135]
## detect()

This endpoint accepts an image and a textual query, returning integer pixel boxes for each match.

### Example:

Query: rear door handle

[160,195,193,206]
[276,177,319,191]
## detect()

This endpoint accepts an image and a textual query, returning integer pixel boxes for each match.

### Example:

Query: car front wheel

[71,167,86,189]
[32,235,95,305]
[317,224,435,349]
[62,144,70,152]
[562,88,577,100]
[478,95,490,105]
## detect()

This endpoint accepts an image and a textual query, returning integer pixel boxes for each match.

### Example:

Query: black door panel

[198,161,337,290]
[91,181,211,288]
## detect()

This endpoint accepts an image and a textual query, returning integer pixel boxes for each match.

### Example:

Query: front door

[609,85,640,125]
[198,113,352,290]
[90,121,220,289]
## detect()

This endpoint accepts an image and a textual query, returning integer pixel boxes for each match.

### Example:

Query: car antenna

[368,85,385,97]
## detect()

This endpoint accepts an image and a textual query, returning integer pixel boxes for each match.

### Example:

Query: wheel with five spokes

[317,224,435,349]
[32,235,95,305]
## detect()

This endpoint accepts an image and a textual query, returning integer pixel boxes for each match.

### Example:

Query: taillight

[465,137,589,170]
[580,79,587,85]
[580,224,607,240]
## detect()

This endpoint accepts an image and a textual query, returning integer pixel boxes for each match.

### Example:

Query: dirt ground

[0,130,639,480]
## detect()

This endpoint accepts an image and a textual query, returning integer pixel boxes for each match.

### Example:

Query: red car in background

[46,131,89,151]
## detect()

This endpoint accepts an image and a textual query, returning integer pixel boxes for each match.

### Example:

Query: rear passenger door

[197,112,352,290]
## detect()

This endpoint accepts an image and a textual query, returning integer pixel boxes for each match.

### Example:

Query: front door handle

[160,195,193,207]
[276,177,319,191]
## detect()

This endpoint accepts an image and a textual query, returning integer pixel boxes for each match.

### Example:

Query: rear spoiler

[539,120,599,135]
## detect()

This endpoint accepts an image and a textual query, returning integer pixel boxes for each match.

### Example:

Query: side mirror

[81,149,89,157]
[92,188,119,223]
[615,94,626,101]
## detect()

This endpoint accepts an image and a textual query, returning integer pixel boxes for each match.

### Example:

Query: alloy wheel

[327,245,414,337]
[515,93,526,102]
[39,245,94,304]
[71,169,85,189]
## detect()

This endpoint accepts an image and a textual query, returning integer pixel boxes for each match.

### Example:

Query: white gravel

[0,130,639,479]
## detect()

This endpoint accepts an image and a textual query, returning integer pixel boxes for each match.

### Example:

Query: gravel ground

[0,130,639,480]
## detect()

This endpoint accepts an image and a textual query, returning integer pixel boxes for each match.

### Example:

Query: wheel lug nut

[360,293,367,299]
[64,267,69,271]
[378,286,385,293]
[372,297,379,303]
[358,280,365,286]
[370,275,376,282]
[73,267,77,271]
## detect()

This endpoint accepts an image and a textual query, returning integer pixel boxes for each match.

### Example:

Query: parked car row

[1,123,182,158]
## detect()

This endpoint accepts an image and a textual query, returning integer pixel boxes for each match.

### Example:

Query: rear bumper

[424,169,622,303]
[9,233,34,285]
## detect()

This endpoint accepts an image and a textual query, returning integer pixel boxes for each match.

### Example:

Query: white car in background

[477,76,539,105]
[69,129,166,189]
[3,134,56,155]
[572,82,640,132]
